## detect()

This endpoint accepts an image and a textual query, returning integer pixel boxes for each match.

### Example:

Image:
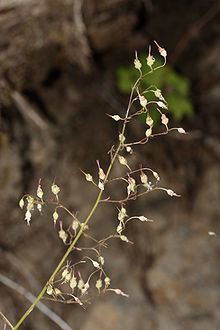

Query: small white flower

[51,183,60,195]
[70,275,77,289]
[154,40,167,58]
[37,184,43,199]
[153,171,160,181]
[127,177,136,196]
[145,127,152,137]
[46,285,53,295]
[139,95,147,108]
[65,271,71,283]
[37,203,42,213]
[154,89,165,101]
[177,127,186,134]
[120,235,129,243]
[96,279,103,292]
[62,268,69,279]
[98,181,104,191]
[166,189,180,197]
[157,101,167,109]
[104,277,111,287]
[84,173,93,182]
[126,146,133,154]
[119,133,125,144]
[78,279,84,291]
[91,260,100,269]
[117,223,123,234]
[161,114,169,126]
[98,256,105,265]
[99,168,105,181]
[140,172,148,185]
[26,196,34,211]
[19,198,24,209]
[118,207,127,221]
[138,216,153,222]
[110,115,121,121]
[118,155,130,169]
[111,288,129,297]
[81,282,89,295]
[53,211,59,223]
[59,229,67,243]
[146,114,154,127]
[25,210,32,225]
[134,51,142,70]
[72,220,79,231]
[54,288,61,296]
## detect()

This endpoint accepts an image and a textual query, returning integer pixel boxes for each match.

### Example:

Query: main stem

[13,77,140,330]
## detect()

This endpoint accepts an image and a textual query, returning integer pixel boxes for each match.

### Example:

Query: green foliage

[117,55,194,122]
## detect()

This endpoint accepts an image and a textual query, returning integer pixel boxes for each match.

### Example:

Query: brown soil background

[0,1,220,329]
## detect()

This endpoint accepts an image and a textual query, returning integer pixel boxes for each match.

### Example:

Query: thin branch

[12,91,49,130]
[171,1,220,64]
[0,312,13,329]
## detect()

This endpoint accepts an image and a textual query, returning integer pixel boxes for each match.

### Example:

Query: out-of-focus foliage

[117,55,194,122]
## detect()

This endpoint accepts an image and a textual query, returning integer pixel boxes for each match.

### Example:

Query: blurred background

[0,0,220,329]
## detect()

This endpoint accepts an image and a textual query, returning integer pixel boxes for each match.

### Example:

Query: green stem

[13,73,142,329]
